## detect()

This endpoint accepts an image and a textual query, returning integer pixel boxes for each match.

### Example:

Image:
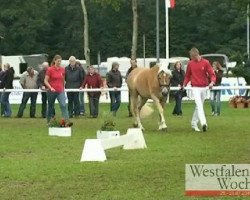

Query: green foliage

[0,0,249,63]
[101,119,116,131]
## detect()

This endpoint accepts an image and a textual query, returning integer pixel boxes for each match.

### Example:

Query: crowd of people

[0,55,127,122]
[0,49,223,132]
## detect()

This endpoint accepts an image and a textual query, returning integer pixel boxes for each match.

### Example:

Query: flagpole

[247,4,249,59]
[165,0,169,61]
[156,0,160,63]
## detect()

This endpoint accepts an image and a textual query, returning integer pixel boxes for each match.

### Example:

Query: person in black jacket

[65,56,84,118]
[106,62,122,116]
[171,61,185,116]
[37,62,53,118]
[210,61,223,116]
[1,63,14,117]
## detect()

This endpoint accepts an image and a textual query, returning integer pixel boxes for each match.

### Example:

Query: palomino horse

[127,65,172,131]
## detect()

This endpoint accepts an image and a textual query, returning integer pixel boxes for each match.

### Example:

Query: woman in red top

[44,55,72,126]
[80,65,103,118]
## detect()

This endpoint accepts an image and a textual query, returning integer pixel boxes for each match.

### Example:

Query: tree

[131,0,138,59]
[81,0,90,65]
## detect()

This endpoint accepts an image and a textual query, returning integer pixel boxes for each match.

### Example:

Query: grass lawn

[0,101,250,200]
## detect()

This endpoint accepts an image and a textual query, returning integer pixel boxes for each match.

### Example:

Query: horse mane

[155,64,172,76]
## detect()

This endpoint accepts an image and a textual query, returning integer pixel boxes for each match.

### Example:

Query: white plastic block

[101,134,133,150]
[49,127,71,137]
[96,130,120,139]
[80,139,106,162]
[123,128,147,149]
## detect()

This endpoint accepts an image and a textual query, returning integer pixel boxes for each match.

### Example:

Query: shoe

[80,112,85,116]
[65,121,73,127]
[202,124,207,132]
[192,127,200,132]
[212,112,215,116]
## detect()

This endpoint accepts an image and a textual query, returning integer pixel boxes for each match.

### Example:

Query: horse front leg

[152,95,167,131]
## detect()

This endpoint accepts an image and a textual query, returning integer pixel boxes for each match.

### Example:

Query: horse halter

[157,72,171,89]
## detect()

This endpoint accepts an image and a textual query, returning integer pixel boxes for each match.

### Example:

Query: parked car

[201,54,236,75]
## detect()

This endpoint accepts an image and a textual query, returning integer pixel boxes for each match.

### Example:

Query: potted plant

[48,118,72,137]
[97,116,120,139]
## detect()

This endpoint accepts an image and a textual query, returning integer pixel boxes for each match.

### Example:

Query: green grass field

[0,101,250,200]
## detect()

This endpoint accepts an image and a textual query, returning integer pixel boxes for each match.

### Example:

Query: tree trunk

[131,0,138,60]
[81,0,90,66]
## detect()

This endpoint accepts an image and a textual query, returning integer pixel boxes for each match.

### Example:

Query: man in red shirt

[183,48,216,132]
[80,65,103,118]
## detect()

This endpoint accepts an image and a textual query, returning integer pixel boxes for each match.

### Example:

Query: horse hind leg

[131,93,145,130]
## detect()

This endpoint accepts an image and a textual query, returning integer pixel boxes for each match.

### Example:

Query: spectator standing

[210,61,223,116]
[76,60,86,116]
[0,63,15,117]
[0,65,4,114]
[44,55,72,126]
[106,62,122,116]
[17,67,38,118]
[65,56,83,118]
[80,65,103,118]
[183,48,216,132]
[125,59,137,117]
[171,61,185,116]
[37,62,53,118]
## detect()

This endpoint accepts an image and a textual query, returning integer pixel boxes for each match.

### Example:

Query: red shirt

[46,65,65,92]
[183,58,216,87]
[82,73,103,89]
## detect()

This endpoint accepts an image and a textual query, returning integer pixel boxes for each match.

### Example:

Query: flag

[165,0,175,9]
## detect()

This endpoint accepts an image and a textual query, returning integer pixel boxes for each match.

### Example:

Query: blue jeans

[172,91,183,115]
[17,92,38,117]
[67,92,80,117]
[79,92,85,114]
[210,90,221,115]
[88,94,100,117]
[109,91,121,112]
[1,92,12,117]
[47,91,69,122]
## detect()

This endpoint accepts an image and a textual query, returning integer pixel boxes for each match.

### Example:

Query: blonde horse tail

[139,103,154,119]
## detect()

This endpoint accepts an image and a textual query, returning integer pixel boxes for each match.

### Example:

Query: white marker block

[49,127,71,137]
[80,139,106,162]
[96,130,120,139]
[101,134,133,150]
[123,128,147,149]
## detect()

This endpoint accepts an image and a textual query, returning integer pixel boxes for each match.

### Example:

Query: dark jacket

[0,70,5,89]
[2,67,15,89]
[37,68,47,88]
[65,65,84,89]
[171,69,185,86]
[215,70,223,86]
[106,69,122,88]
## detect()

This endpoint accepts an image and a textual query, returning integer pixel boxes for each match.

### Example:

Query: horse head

[158,67,172,97]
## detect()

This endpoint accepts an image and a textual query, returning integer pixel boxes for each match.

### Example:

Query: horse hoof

[161,127,168,132]
[158,127,168,132]
[133,123,138,128]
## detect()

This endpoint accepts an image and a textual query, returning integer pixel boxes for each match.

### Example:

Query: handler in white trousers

[183,48,216,132]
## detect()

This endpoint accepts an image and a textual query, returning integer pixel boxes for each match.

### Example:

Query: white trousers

[191,87,207,128]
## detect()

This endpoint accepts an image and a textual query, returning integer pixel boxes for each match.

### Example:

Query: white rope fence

[0,86,250,92]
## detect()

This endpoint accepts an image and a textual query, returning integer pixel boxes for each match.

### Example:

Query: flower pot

[49,127,71,137]
[229,102,236,108]
[236,102,245,109]
[96,130,120,139]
